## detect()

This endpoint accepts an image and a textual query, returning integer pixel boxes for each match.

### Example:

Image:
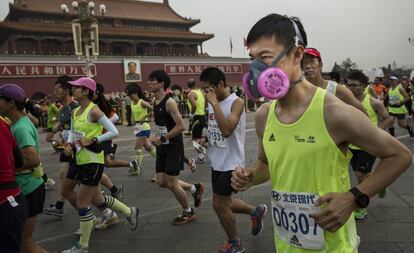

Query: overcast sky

[1,0,413,71]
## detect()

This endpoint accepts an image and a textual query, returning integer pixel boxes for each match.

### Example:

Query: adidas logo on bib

[290,235,302,247]
[268,133,276,142]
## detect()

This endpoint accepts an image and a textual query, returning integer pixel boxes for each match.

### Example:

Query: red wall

[0,62,250,97]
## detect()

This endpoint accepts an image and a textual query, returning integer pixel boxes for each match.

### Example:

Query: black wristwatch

[160,135,167,143]
[349,187,370,208]
[91,137,98,144]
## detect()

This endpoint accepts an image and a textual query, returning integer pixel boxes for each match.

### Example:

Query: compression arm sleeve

[96,116,119,143]
[109,113,119,123]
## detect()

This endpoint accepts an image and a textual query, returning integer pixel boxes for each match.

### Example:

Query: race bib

[7,195,18,207]
[271,190,325,250]
[133,123,143,135]
[155,125,169,145]
[389,95,399,105]
[62,130,71,142]
[73,130,85,152]
[208,121,225,148]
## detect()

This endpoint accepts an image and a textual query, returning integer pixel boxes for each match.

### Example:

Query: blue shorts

[136,130,151,138]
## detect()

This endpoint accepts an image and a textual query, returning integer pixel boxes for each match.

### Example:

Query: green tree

[340,58,359,73]
[331,58,361,78]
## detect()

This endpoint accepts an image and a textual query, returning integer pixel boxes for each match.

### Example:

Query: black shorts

[0,193,28,253]
[350,149,376,174]
[66,163,104,186]
[212,170,234,196]
[59,152,73,163]
[101,140,112,156]
[389,113,406,120]
[25,183,45,217]
[156,144,184,176]
[192,115,207,139]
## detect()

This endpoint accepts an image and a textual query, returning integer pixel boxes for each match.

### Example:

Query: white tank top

[326,80,338,95]
[207,93,245,172]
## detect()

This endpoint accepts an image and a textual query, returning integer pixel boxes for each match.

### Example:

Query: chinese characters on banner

[164,64,243,75]
[0,64,97,78]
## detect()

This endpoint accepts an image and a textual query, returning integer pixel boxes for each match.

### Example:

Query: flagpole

[230,36,233,58]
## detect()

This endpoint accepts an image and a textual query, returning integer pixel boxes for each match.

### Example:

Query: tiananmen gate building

[0,0,249,96]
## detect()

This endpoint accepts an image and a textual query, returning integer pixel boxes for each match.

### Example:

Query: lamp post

[60,1,106,77]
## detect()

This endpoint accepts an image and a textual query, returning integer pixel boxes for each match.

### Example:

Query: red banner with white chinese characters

[0,64,97,78]
[164,64,243,75]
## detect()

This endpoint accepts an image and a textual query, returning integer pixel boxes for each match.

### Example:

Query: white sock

[103,208,113,218]
[190,184,197,194]
[185,207,192,213]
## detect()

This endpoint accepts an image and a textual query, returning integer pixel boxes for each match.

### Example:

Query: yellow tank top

[131,99,150,131]
[363,86,368,96]
[73,102,104,165]
[187,89,206,116]
[263,88,357,253]
[388,85,407,114]
[350,95,378,150]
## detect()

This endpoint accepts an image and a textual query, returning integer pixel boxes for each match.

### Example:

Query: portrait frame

[123,59,142,83]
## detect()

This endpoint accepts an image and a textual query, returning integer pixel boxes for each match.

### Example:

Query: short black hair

[148,70,171,90]
[187,79,196,88]
[55,75,73,95]
[247,14,307,54]
[125,83,145,99]
[200,67,226,87]
[128,62,137,67]
[347,70,369,85]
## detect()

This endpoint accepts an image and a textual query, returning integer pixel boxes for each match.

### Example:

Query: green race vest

[187,89,206,116]
[73,102,104,165]
[350,95,378,150]
[388,85,407,115]
[131,99,150,131]
[263,88,357,253]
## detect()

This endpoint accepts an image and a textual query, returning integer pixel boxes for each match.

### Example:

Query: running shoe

[111,143,118,155]
[128,160,141,176]
[62,243,88,253]
[192,183,204,208]
[43,204,64,218]
[151,174,158,183]
[378,188,387,199]
[217,240,246,253]
[195,157,206,164]
[94,211,119,230]
[354,208,367,220]
[111,185,124,201]
[172,208,196,225]
[251,204,268,236]
[126,207,139,231]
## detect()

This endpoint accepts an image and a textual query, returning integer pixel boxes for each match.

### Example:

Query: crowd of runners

[0,12,412,253]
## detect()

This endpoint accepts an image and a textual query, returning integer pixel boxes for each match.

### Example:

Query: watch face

[359,195,370,208]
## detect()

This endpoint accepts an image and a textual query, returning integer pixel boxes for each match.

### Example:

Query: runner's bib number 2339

[271,190,325,250]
